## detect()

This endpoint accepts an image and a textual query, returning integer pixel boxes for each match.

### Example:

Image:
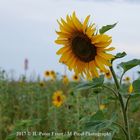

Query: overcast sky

[0,0,140,78]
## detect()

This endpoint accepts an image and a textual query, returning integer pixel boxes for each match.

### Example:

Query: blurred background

[0,0,140,79]
[0,1,140,140]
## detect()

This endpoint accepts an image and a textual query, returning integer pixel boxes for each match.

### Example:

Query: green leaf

[119,59,140,73]
[131,101,140,113]
[6,119,42,140]
[75,75,104,91]
[112,52,127,62]
[99,23,117,34]
[84,111,117,132]
[107,96,117,101]
[16,119,42,127]
[130,94,140,99]
[90,110,105,121]
[105,125,120,140]
[133,79,140,93]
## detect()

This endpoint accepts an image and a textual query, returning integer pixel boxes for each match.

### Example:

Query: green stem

[109,66,131,140]
[110,66,120,89]
[54,107,58,132]
[97,93,100,110]
[113,122,128,137]
[125,95,131,112]
[103,85,118,98]
[76,92,80,131]
[120,72,125,85]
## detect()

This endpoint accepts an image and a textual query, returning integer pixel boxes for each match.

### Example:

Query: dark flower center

[71,34,97,62]
[106,73,110,76]
[74,76,78,79]
[57,96,61,102]
[46,72,49,75]
[40,83,44,87]
[51,71,55,75]
[126,77,130,81]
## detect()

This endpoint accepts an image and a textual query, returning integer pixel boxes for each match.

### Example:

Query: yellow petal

[92,35,112,44]
[105,47,115,51]
[95,39,112,48]
[97,47,115,52]
[57,19,72,33]
[66,15,76,30]
[97,52,115,60]
[56,31,71,38]
[67,55,76,68]
[55,39,68,45]
[72,12,82,31]
[86,24,95,38]
[61,18,73,31]
[59,51,72,62]
[89,61,99,77]
[76,60,86,73]
[56,47,70,55]
[95,56,107,72]
[83,15,90,33]
[96,55,112,66]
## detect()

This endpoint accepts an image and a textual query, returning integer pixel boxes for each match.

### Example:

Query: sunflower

[124,76,131,83]
[50,70,55,76]
[44,70,50,77]
[55,12,114,79]
[99,104,106,110]
[39,81,45,87]
[50,70,56,80]
[52,90,65,107]
[62,75,69,85]
[105,70,112,79]
[72,74,80,82]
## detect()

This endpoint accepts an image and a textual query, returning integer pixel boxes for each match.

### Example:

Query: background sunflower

[52,90,65,107]
[72,74,80,82]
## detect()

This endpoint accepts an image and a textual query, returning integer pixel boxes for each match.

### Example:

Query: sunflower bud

[128,84,133,94]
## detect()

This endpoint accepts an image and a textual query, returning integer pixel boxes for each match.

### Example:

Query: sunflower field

[0,12,140,140]
[0,67,140,140]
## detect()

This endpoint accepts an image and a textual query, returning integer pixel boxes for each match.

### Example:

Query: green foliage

[133,79,140,93]
[90,110,105,120]
[119,59,140,73]
[129,79,140,113]
[75,75,104,91]
[99,23,117,34]
[112,52,127,62]
[84,111,117,133]
[0,74,140,140]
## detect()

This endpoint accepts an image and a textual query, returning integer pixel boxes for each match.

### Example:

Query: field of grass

[0,70,140,140]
